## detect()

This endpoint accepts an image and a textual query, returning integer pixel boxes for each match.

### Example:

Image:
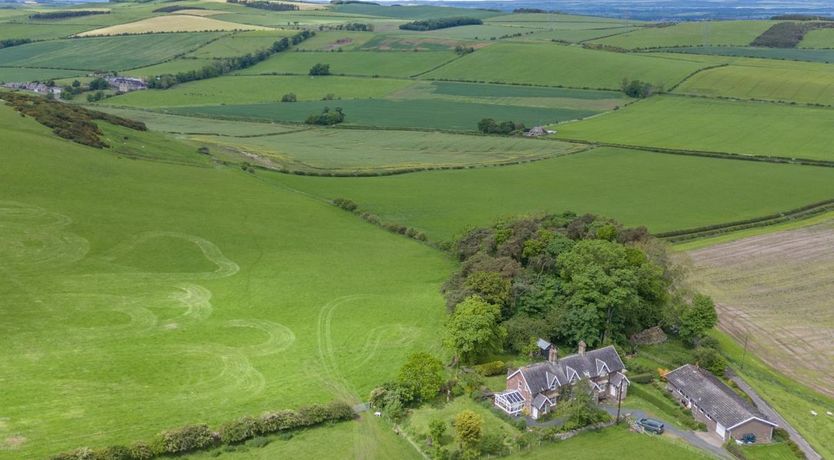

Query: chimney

[548,346,558,364]
[578,340,586,356]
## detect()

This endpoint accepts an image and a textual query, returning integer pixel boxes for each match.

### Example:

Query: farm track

[688,222,834,397]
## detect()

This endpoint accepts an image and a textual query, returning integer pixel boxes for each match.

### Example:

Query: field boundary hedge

[49,401,355,460]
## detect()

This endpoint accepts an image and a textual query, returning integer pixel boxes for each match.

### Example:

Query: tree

[428,419,447,446]
[443,296,506,365]
[309,63,331,76]
[620,78,654,98]
[453,410,482,450]
[89,77,109,91]
[679,294,718,345]
[555,386,609,430]
[464,271,510,309]
[398,352,444,402]
[281,92,297,102]
[694,346,727,376]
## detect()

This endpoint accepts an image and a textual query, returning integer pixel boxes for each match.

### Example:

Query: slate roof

[666,364,775,429]
[514,345,626,396]
[532,394,552,409]
[536,338,553,351]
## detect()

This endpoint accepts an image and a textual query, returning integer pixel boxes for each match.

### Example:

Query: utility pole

[616,379,624,424]
[740,333,749,371]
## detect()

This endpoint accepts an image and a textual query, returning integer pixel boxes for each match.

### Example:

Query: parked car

[638,418,665,434]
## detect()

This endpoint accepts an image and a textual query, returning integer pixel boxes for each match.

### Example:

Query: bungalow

[666,364,777,444]
[494,341,629,419]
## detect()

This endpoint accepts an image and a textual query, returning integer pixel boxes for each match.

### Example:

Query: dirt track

[688,221,834,398]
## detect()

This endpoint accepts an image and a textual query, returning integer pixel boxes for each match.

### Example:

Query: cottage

[665,364,777,444]
[494,341,629,419]
[107,76,147,93]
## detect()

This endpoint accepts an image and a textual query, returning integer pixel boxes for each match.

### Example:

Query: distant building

[665,364,777,444]
[494,341,629,419]
[524,126,556,137]
[3,82,61,97]
[107,76,147,92]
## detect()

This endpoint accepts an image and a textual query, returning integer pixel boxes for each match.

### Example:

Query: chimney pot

[548,346,558,363]
[578,340,586,356]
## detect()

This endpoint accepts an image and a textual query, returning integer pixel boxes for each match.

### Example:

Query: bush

[333,198,359,212]
[309,63,331,76]
[473,360,508,377]
[128,442,154,460]
[305,107,344,125]
[621,79,654,98]
[260,409,303,433]
[156,424,216,454]
[281,92,297,102]
[219,416,260,444]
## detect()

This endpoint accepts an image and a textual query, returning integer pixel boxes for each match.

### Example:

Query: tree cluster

[148,31,314,89]
[319,23,374,32]
[226,0,299,11]
[29,10,109,20]
[399,17,483,31]
[152,5,205,13]
[0,38,31,49]
[308,63,331,76]
[369,353,444,422]
[477,118,525,135]
[751,21,834,48]
[305,106,344,125]
[0,92,145,148]
[49,401,354,460]
[442,213,716,365]
[454,45,475,55]
[620,79,655,98]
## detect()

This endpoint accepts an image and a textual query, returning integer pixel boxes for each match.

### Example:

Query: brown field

[76,15,269,37]
[688,221,834,397]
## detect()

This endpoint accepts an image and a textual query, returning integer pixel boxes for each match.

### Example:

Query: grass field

[186,30,295,58]
[421,42,709,89]
[359,34,482,51]
[104,75,412,107]
[330,3,502,20]
[512,26,640,43]
[0,23,93,40]
[590,21,774,49]
[168,98,598,131]
[799,28,834,48]
[0,33,223,71]
[0,67,86,82]
[486,12,639,24]
[266,147,834,242]
[92,107,299,136]
[76,15,270,36]
[652,46,834,63]
[123,58,217,79]
[196,129,584,172]
[0,103,453,458]
[673,61,834,105]
[239,50,458,78]
[688,220,834,398]
[292,31,377,51]
[555,96,834,160]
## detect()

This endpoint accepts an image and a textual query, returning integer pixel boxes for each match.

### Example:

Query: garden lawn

[195,129,584,173]
[103,75,412,107]
[555,96,834,161]
[267,147,834,242]
[673,61,834,105]
[421,42,709,89]
[168,98,598,131]
[0,103,453,458]
[591,21,775,49]
[0,33,224,71]
[239,50,458,78]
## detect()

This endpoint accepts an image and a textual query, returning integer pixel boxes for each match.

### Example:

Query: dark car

[638,418,665,434]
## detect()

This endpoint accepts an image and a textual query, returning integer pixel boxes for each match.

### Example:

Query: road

[727,371,822,460]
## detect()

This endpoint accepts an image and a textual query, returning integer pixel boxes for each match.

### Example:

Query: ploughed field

[688,221,834,399]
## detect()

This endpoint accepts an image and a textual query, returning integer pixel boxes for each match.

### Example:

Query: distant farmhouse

[2,82,62,97]
[107,76,147,93]
[495,341,629,419]
[666,364,777,444]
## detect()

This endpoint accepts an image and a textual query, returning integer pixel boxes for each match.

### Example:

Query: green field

[652,46,834,63]
[0,22,93,40]
[266,147,834,242]
[0,103,452,458]
[799,27,834,48]
[292,31,377,51]
[590,21,774,49]
[0,33,223,71]
[0,67,86,82]
[422,42,709,89]
[186,30,296,59]
[93,107,300,136]
[197,129,584,172]
[486,12,639,24]
[513,26,640,43]
[169,98,598,131]
[331,3,502,20]
[104,75,412,107]
[125,58,216,79]
[674,61,834,105]
[555,96,834,160]
[239,50,458,78]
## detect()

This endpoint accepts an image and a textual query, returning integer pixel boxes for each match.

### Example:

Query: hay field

[688,221,834,398]
[0,102,451,458]
[76,15,269,36]
[421,42,709,89]
[269,147,834,242]
[555,96,834,160]
[674,61,834,105]
[195,129,585,173]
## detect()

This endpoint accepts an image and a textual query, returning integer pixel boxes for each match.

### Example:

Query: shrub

[309,63,331,76]
[281,92,297,102]
[305,107,344,125]
[333,198,359,212]
[260,409,303,433]
[219,416,261,444]
[156,424,216,454]
[473,360,508,377]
